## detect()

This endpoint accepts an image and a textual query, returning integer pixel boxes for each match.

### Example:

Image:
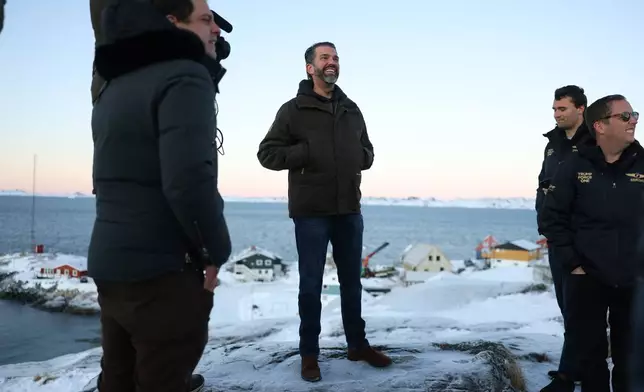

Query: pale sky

[0,0,642,199]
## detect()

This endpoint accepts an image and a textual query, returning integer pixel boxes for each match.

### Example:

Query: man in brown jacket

[257,41,392,382]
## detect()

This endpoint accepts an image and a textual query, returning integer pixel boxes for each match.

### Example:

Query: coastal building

[400,243,453,273]
[231,245,286,282]
[38,261,87,279]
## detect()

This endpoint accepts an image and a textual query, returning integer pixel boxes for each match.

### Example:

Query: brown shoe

[347,346,392,368]
[301,355,321,382]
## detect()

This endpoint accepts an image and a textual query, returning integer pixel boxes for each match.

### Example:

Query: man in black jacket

[89,1,231,391]
[535,85,593,391]
[257,42,391,382]
[540,94,640,392]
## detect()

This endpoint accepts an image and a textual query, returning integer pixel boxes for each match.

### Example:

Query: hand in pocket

[204,265,219,292]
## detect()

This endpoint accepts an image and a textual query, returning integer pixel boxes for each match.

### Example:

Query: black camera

[205,10,232,94]
[215,36,230,61]
[212,10,232,61]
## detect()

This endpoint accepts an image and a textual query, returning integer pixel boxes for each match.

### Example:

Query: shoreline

[0,272,99,316]
[0,194,536,210]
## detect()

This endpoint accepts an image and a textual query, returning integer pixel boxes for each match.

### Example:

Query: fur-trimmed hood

[94,0,207,81]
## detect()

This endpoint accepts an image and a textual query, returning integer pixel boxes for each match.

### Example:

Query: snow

[0,254,99,313]
[509,239,541,251]
[0,190,92,198]
[0,253,94,294]
[0,261,565,392]
[229,245,281,263]
[0,190,536,210]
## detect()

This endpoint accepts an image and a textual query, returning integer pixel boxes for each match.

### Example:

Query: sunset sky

[0,0,641,199]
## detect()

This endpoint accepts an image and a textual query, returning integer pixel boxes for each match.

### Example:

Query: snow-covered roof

[508,239,540,251]
[230,246,281,263]
[401,243,447,266]
[40,255,88,271]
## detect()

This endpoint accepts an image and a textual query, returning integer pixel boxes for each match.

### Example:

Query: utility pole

[30,154,37,253]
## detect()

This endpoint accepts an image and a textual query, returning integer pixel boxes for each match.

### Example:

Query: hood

[296,79,348,102]
[94,0,206,81]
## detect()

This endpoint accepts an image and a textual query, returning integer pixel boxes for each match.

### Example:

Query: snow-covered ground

[0,264,565,392]
[0,252,485,314]
[0,190,535,210]
[0,254,99,313]
[0,253,258,314]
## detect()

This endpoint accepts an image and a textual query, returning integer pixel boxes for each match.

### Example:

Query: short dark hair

[304,41,336,79]
[585,94,627,137]
[152,0,194,23]
[554,85,587,109]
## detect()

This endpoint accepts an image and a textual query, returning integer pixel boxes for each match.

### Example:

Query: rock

[194,339,527,391]
[0,274,99,315]
[432,340,526,391]
[518,283,549,294]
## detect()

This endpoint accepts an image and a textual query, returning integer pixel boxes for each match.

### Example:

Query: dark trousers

[565,273,633,392]
[548,248,575,377]
[95,268,213,392]
[294,213,369,356]
[631,279,644,392]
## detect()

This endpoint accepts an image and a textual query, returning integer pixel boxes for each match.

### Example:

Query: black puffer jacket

[540,141,644,287]
[88,0,231,282]
[535,123,594,234]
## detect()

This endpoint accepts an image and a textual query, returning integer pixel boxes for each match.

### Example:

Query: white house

[400,243,453,273]
[231,246,285,282]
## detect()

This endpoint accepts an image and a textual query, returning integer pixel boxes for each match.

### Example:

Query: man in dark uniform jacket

[540,94,640,392]
[536,85,593,392]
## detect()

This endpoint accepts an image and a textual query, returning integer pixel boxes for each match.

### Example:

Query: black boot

[190,374,205,392]
[540,373,575,392]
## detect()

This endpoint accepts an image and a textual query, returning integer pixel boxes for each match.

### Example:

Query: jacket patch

[626,172,644,183]
[577,172,592,183]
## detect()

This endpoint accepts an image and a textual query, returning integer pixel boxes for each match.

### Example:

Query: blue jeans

[294,213,369,356]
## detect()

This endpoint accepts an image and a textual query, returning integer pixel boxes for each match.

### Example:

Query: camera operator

[84,1,234,392]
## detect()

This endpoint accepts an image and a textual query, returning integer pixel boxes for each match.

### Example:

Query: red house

[39,263,88,279]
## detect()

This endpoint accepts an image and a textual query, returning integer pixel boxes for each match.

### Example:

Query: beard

[315,65,339,84]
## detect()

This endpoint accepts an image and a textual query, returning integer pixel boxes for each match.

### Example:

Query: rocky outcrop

[76,340,532,392]
[432,341,526,391]
[0,273,98,315]
[192,336,532,392]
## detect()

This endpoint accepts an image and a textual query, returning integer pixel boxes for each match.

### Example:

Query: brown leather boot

[301,355,321,382]
[347,346,392,368]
